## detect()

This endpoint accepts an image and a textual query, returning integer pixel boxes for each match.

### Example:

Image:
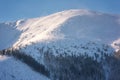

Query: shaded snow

[0,22,21,50]
[0,55,49,80]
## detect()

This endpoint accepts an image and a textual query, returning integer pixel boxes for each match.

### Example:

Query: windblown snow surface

[0,9,120,79]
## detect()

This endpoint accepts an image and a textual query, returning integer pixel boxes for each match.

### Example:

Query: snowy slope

[0,22,21,50]
[12,9,120,50]
[0,55,49,80]
[0,9,120,59]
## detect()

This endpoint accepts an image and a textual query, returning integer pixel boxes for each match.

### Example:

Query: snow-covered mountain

[0,9,120,62]
[0,9,120,52]
[0,9,120,80]
[14,9,120,49]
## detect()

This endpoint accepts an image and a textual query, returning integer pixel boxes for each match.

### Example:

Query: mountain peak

[0,9,120,52]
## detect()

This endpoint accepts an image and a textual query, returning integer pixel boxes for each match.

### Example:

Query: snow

[12,9,120,50]
[0,22,21,50]
[0,55,8,61]
[0,9,120,60]
[0,9,119,79]
[12,9,98,47]
[19,39,114,64]
[0,55,49,80]
[111,38,120,51]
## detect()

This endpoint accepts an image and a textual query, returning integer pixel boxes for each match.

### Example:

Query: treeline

[1,48,120,80]
[43,51,120,80]
[44,53,105,80]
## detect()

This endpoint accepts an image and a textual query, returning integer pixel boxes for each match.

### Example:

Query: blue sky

[0,0,120,22]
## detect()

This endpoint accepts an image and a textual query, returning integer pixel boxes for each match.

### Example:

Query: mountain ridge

[0,9,120,50]
[0,9,120,52]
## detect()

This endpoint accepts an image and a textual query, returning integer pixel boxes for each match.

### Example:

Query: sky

[0,0,120,22]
